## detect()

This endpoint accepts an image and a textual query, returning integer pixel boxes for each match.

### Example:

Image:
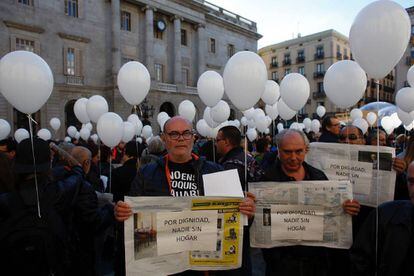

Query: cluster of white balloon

[395,65,414,132]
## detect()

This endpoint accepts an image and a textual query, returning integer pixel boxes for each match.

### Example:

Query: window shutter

[75,48,82,76]
[63,47,68,75]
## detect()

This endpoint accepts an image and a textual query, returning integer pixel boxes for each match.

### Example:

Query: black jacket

[351,200,414,276]
[319,131,339,143]
[111,158,137,203]
[262,159,328,182]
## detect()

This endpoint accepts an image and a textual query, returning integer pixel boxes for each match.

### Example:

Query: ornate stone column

[173,15,183,85]
[143,5,155,78]
[196,23,206,78]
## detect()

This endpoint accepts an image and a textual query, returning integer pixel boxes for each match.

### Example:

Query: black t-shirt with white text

[168,160,200,197]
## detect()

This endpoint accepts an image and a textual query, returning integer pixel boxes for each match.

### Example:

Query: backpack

[0,180,81,276]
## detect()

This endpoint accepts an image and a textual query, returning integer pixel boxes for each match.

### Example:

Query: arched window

[159,102,175,117]
[65,100,81,130]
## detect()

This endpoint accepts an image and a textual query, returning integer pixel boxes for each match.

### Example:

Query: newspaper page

[306,142,396,207]
[124,196,243,276]
[250,180,353,249]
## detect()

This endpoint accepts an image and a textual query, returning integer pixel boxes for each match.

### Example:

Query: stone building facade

[0,0,260,137]
[259,29,395,119]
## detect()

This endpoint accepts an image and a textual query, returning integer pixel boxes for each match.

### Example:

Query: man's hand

[239,192,256,219]
[343,199,360,216]
[115,201,132,222]
[392,157,406,174]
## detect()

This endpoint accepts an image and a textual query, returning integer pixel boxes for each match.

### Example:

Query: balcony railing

[313,71,325,78]
[296,56,305,63]
[314,52,324,60]
[270,61,278,68]
[283,59,291,66]
[65,75,84,85]
[151,82,178,93]
[336,53,342,60]
[313,91,326,99]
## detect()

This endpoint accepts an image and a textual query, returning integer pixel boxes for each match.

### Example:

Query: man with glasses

[114,116,256,275]
[339,125,365,145]
[319,116,341,143]
[261,129,360,276]
[351,160,414,275]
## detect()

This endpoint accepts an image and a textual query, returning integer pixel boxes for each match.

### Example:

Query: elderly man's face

[407,163,414,204]
[162,118,194,159]
[340,126,365,145]
[278,133,307,173]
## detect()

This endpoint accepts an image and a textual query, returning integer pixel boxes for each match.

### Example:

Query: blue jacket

[129,156,223,196]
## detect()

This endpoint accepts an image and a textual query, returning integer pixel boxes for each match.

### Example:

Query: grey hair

[147,136,165,154]
[276,129,309,148]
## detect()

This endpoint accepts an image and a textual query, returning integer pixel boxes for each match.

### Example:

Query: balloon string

[109,150,112,193]
[27,114,41,218]
[244,136,248,193]
[375,79,380,273]
[213,138,216,163]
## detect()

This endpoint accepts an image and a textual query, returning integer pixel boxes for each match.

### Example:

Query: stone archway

[159,102,176,117]
[65,99,82,130]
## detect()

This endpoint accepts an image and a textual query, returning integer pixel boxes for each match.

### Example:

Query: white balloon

[408,65,414,87]
[261,80,280,105]
[352,118,369,135]
[381,116,393,132]
[349,0,411,79]
[0,119,11,140]
[264,128,270,135]
[197,71,224,107]
[290,122,299,130]
[36,128,51,141]
[86,95,109,123]
[223,51,267,110]
[203,107,220,128]
[253,108,266,122]
[404,123,413,131]
[0,51,53,114]
[229,120,240,128]
[395,87,414,113]
[97,112,123,148]
[280,73,310,111]
[127,114,143,135]
[64,136,72,143]
[14,128,30,143]
[255,114,268,133]
[241,117,248,126]
[390,112,402,129]
[75,131,80,140]
[67,126,77,138]
[159,117,169,132]
[324,60,367,108]
[247,119,256,129]
[243,108,255,120]
[74,98,90,124]
[122,121,135,142]
[79,127,90,141]
[210,100,230,123]
[117,61,150,105]
[84,122,93,131]
[311,119,321,133]
[397,108,413,127]
[246,128,258,142]
[366,112,377,126]
[141,125,153,139]
[316,106,326,118]
[350,108,363,121]
[277,123,284,132]
[303,118,312,129]
[265,116,272,127]
[196,119,210,137]
[136,137,143,144]
[50,118,61,131]
[178,100,196,122]
[265,103,279,120]
[277,99,296,120]
[90,134,99,144]
[157,112,170,126]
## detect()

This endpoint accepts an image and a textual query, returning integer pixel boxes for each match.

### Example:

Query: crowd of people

[0,114,413,276]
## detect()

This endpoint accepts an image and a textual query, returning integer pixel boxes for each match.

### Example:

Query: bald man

[351,160,414,275]
[70,146,92,174]
[114,116,256,275]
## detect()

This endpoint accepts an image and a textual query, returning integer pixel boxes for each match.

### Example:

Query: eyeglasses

[340,134,359,140]
[166,130,194,140]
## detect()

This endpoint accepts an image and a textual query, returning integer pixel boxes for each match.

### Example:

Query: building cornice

[258,29,348,54]
[3,20,45,33]
[57,32,91,43]
[206,14,262,40]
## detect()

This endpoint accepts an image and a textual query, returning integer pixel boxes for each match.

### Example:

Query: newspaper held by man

[124,196,243,276]
[305,142,396,207]
[250,180,353,249]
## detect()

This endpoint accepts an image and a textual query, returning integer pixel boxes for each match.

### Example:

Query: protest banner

[124,197,243,276]
[250,180,353,249]
[306,142,396,207]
